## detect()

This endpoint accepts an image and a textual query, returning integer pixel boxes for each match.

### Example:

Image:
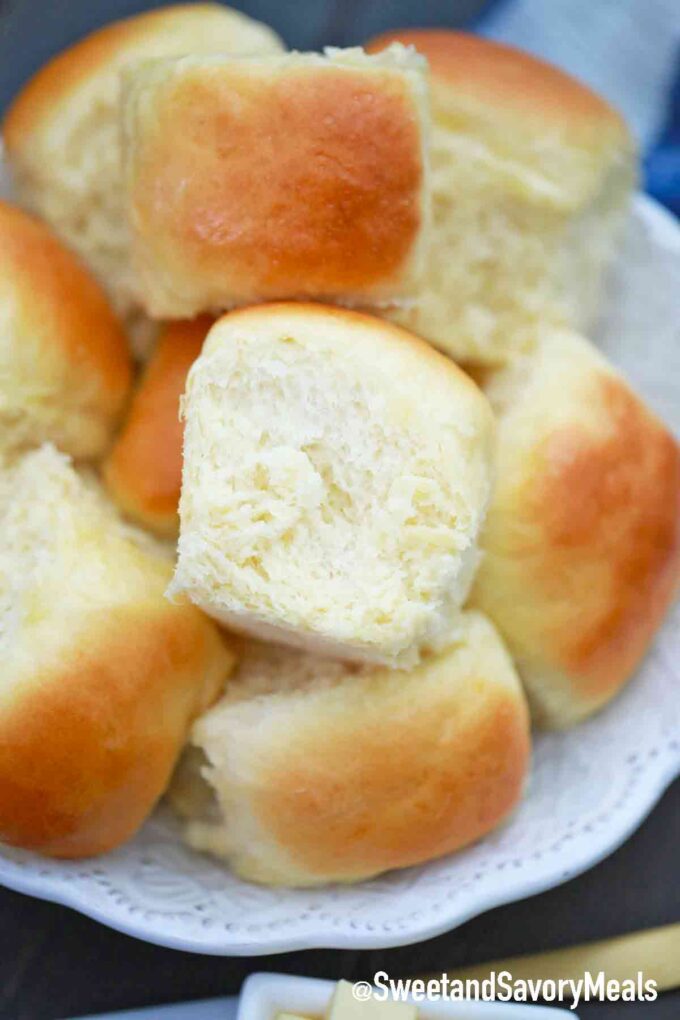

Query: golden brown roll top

[3,4,285,319]
[0,200,132,458]
[121,46,431,318]
[170,611,531,886]
[368,29,631,190]
[365,30,637,365]
[104,317,212,535]
[470,328,680,728]
[0,445,235,857]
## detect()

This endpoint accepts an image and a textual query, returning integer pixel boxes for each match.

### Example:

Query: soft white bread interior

[170,303,495,666]
[0,445,235,857]
[122,45,430,318]
[366,30,637,365]
[169,611,531,886]
[469,328,680,728]
[0,200,132,459]
[2,4,284,323]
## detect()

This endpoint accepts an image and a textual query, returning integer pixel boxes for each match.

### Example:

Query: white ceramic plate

[0,153,679,955]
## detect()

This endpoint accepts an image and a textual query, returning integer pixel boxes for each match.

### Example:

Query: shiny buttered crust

[470,329,680,728]
[366,31,636,366]
[104,317,212,535]
[122,46,431,318]
[0,446,235,857]
[170,303,495,665]
[169,611,531,886]
[3,4,284,318]
[0,200,132,458]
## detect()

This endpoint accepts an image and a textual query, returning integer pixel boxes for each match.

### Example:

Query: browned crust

[473,366,680,727]
[529,374,680,700]
[128,60,425,304]
[104,317,212,534]
[0,605,231,857]
[0,199,132,414]
[255,682,530,880]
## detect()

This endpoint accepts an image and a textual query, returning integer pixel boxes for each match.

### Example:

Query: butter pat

[327,981,418,1020]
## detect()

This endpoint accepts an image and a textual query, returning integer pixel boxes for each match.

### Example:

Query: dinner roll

[0,445,234,858]
[121,46,430,318]
[169,303,495,666]
[3,4,284,321]
[366,30,636,365]
[104,317,211,535]
[470,328,680,728]
[0,200,131,459]
[169,611,531,886]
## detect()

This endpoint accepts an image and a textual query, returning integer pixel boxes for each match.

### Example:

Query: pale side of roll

[169,611,531,887]
[0,445,235,858]
[469,328,680,728]
[169,303,495,666]
[366,30,637,366]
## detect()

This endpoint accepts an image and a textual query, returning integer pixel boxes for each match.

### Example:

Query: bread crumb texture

[0,444,211,703]
[0,445,234,856]
[171,304,494,665]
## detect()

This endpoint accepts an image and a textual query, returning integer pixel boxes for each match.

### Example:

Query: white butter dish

[237,974,577,1020]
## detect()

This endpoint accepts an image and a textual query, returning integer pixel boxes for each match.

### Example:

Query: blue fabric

[645,53,680,215]
[469,0,680,217]
[469,0,518,31]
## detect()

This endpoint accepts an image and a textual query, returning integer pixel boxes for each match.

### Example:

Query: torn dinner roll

[0,445,235,857]
[169,303,494,666]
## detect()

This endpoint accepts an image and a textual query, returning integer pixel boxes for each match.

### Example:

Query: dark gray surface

[0,0,487,113]
[0,2,679,1018]
[0,779,676,1020]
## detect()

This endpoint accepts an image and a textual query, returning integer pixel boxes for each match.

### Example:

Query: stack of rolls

[0,4,677,888]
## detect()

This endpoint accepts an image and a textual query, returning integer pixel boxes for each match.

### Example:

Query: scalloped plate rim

[0,752,676,954]
[0,186,678,954]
